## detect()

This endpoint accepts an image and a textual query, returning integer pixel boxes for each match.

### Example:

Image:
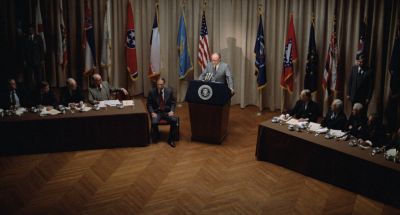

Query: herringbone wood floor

[0,102,399,215]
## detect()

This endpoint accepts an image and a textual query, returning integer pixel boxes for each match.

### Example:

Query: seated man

[1,78,26,109]
[346,103,368,138]
[288,89,319,122]
[33,81,58,107]
[88,73,128,104]
[60,78,84,106]
[321,99,347,130]
[360,114,387,147]
[390,128,400,149]
[146,78,178,148]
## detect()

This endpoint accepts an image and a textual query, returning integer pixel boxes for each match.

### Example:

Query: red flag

[280,15,298,92]
[126,1,138,81]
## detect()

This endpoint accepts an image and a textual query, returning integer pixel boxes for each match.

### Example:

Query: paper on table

[122,100,134,106]
[99,100,121,107]
[308,122,322,132]
[328,129,347,138]
[15,107,27,116]
[286,118,299,125]
[316,127,329,134]
[40,109,61,116]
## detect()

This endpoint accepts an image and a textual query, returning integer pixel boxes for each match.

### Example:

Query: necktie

[159,90,165,111]
[11,91,16,106]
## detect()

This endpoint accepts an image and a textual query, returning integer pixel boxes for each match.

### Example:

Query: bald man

[60,78,84,105]
[199,52,234,94]
[88,74,128,104]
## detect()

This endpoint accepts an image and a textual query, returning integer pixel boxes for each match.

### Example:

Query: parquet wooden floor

[0,102,399,215]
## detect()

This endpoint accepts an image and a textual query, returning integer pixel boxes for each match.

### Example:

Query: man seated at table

[33,81,58,107]
[88,73,128,104]
[389,128,400,149]
[60,78,84,106]
[321,99,347,130]
[359,114,387,147]
[147,78,178,148]
[346,103,368,138]
[288,89,319,122]
[1,78,26,109]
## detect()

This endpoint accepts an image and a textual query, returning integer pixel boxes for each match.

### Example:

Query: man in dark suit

[1,79,26,109]
[88,73,128,104]
[147,78,178,148]
[321,99,347,130]
[24,25,45,90]
[60,78,84,106]
[33,81,57,107]
[347,54,373,114]
[288,89,319,122]
[346,103,368,138]
[199,52,234,95]
[360,114,387,147]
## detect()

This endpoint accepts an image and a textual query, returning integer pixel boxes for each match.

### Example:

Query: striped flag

[148,11,161,79]
[126,1,138,81]
[101,0,112,79]
[35,0,46,52]
[56,0,67,73]
[82,0,96,75]
[304,19,318,93]
[280,15,298,92]
[177,13,193,79]
[323,16,340,94]
[197,11,211,72]
[254,14,266,89]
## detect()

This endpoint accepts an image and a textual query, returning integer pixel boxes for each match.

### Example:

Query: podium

[185,80,231,144]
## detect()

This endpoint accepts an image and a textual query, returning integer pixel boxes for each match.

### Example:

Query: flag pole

[281,89,284,113]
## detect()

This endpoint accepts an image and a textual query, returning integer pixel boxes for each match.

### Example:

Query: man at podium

[199,52,234,95]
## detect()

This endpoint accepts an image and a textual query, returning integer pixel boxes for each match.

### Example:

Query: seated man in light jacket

[88,73,128,104]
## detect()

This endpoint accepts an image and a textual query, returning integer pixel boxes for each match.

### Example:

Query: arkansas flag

[126,1,138,81]
[280,15,298,92]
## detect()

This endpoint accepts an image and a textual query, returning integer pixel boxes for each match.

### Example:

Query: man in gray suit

[199,52,234,94]
[88,73,128,104]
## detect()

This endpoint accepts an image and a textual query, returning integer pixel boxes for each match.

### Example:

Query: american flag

[357,19,367,56]
[197,11,211,72]
[323,16,340,93]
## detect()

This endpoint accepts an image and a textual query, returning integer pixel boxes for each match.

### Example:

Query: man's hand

[151,112,157,118]
[121,88,128,95]
[168,111,174,117]
[230,88,235,95]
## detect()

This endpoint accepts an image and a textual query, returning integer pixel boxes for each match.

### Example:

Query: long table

[0,99,150,155]
[256,120,400,208]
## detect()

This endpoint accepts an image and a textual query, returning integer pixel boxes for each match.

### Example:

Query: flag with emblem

[35,0,46,52]
[149,10,161,79]
[82,0,96,75]
[126,1,138,81]
[280,15,298,92]
[356,18,367,57]
[197,11,211,72]
[254,14,267,89]
[177,13,193,79]
[304,19,318,93]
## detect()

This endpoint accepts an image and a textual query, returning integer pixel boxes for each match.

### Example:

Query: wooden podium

[185,80,231,144]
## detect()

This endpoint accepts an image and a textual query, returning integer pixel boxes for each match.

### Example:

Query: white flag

[101,0,112,79]
[149,12,161,78]
[35,0,46,52]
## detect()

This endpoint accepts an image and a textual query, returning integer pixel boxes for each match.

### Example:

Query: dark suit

[346,114,368,138]
[147,87,177,141]
[33,90,58,107]
[321,109,347,130]
[88,81,120,104]
[0,89,26,109]
[361,122,387,147]
[288,100,319,122]
[60,86,84,105]
[347,65,374,111]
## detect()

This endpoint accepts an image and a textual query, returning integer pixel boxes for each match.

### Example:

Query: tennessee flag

[280,15,298,92]
[126,1,138,81]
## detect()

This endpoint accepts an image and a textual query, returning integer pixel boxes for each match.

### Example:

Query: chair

[153,116,180,141]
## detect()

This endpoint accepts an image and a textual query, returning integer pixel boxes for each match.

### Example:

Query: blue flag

[304,20,318,93]
[177,14,192,79]
[254,15,266,89]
